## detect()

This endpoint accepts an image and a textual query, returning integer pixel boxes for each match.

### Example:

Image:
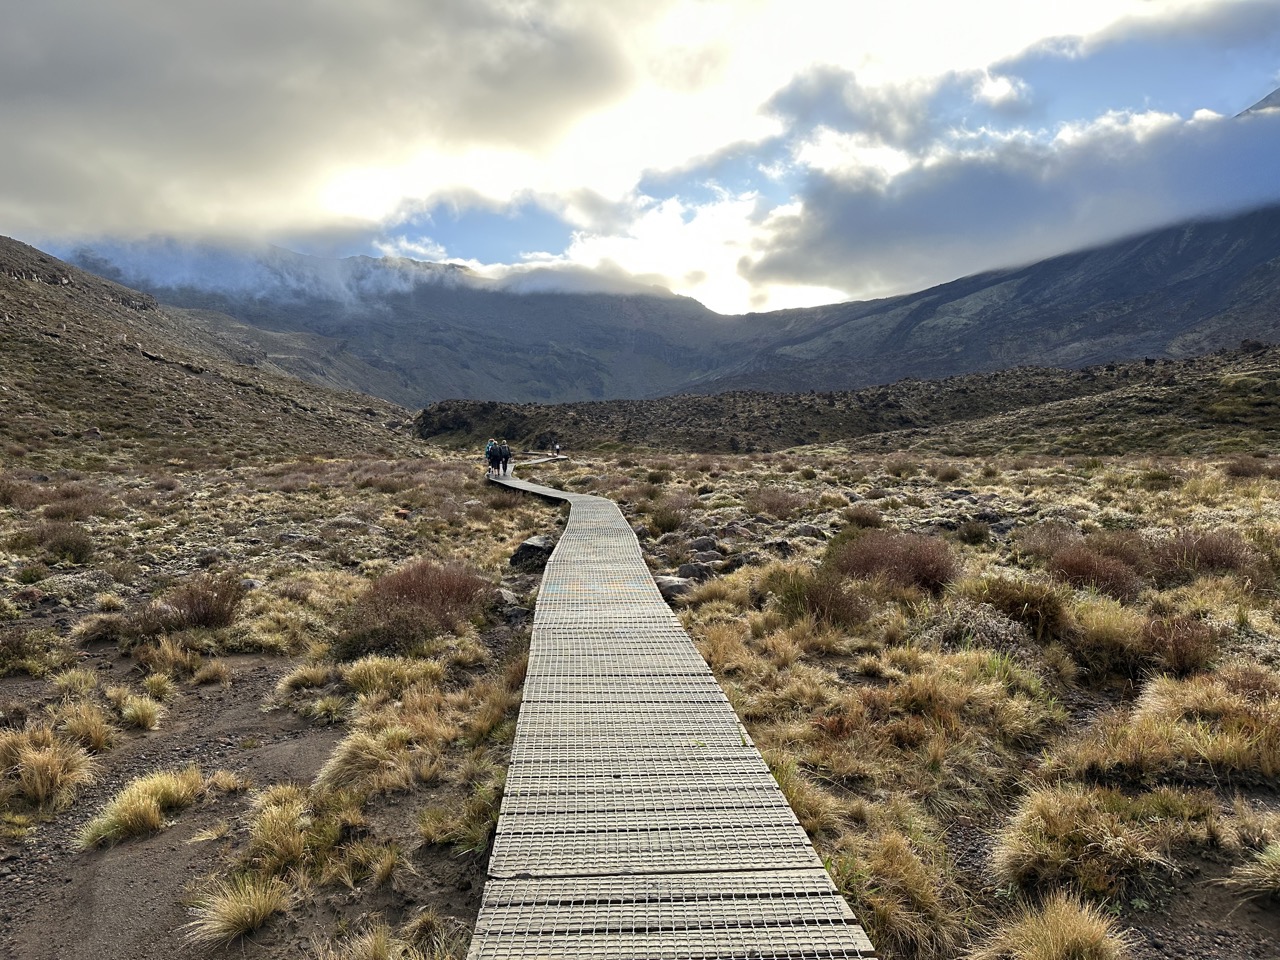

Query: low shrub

[1050,545,1142,600]
[647,501,685,535]
[955,520,990,546]
[130,572,247,638]
[827,530,957,594]
[745,486,806,520]
[32,521,94,564]
[0,627,76,678]
[768,568,870,629]
[1142,615,1219,677]
[1013,521,1080,563]
[333,560,490,661]
[842,504,884,528]
[1151,528,1261,585]
[1222,456,1276,480]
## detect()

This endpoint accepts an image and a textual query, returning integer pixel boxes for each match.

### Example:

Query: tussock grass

[829,828,969,960]
[51,700,116,752]
[1221,842,1280,896]
[1047,664,1280,782]
[992,784,1217,898]
[142,673,176,701]
[276,662,335,695]
[340,656,446,697]
[77,766,205,847]
[0,726,95,808]
[419,763,505,853]
[191,659,232,685]
[105,686,166,730]
[51,667,99,699]
[313,724,422,795]
[183,873,292,945]
[971,892,1136,960]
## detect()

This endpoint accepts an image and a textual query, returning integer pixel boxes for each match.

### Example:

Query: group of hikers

[483,439,564,477]
[485,438,512,477]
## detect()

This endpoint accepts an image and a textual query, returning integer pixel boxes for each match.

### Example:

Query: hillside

[62,204,1280,405]
[65,241,767,406]
[0,236,415,468]
[700,205,1280,393]
[414,342,1280,456]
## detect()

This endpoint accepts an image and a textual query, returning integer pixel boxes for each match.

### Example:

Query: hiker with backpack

[498,439,512,476]
[484,438,499,477]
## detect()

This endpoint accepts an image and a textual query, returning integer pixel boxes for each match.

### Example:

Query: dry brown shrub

[1142,616,1220,677]
[1223,456,1276,479]
[828,531,957,594]
[768,568,870,629]
[1152,528,1261,585]
[334,560,490,661]
[745,486,806,520]
[1050,545,1142,600]
[131,572,247,636]
[1013,521,1080,562]
[842,504,884,528]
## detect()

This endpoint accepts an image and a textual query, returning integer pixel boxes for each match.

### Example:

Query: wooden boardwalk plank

[466,471,877,959]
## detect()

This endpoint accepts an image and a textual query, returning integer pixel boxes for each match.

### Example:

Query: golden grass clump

[1221,842,1280,896]
[313,724,421,795]
[829,828,969,960]
[182,873,292,945]
[970,891,1136,960]
[245,785,313,874]
[1046,664,1280,781]
[340,655,446,697]
[0,725,96,808]
[50,666,98,699]
[419,762,505,854]
[77,765,205,847]
[51,700,117,752]
[992,783,1217,899]
[105,685,166,730]
[276,662,335,696]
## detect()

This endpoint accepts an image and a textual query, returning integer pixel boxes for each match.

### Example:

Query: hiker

[554,442,561,458]
[498,439,512,476]
[484,438,500,477]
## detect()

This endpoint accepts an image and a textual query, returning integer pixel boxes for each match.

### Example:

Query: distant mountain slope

[65,241,766,406]
[0,237,413,468]
[699,205,1280,393]
[62,204,1280,404]
[413,343,1280,456]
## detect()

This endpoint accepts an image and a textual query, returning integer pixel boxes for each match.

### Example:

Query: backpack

[498,443,511,459]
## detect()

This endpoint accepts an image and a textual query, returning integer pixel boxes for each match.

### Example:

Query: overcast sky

[4,0,1280,314]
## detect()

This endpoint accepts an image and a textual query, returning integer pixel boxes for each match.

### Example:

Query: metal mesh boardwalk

[468,470,876,959]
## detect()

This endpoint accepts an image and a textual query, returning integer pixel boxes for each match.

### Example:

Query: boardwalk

[468,469,877,960]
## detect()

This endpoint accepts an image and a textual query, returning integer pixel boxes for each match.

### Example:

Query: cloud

[743,107,1280,298]
[0,0,652,238]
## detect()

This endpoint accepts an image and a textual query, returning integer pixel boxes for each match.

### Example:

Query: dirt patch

[0,644,485,960]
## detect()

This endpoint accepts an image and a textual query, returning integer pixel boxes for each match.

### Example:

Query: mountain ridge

[45,202,1280,405]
